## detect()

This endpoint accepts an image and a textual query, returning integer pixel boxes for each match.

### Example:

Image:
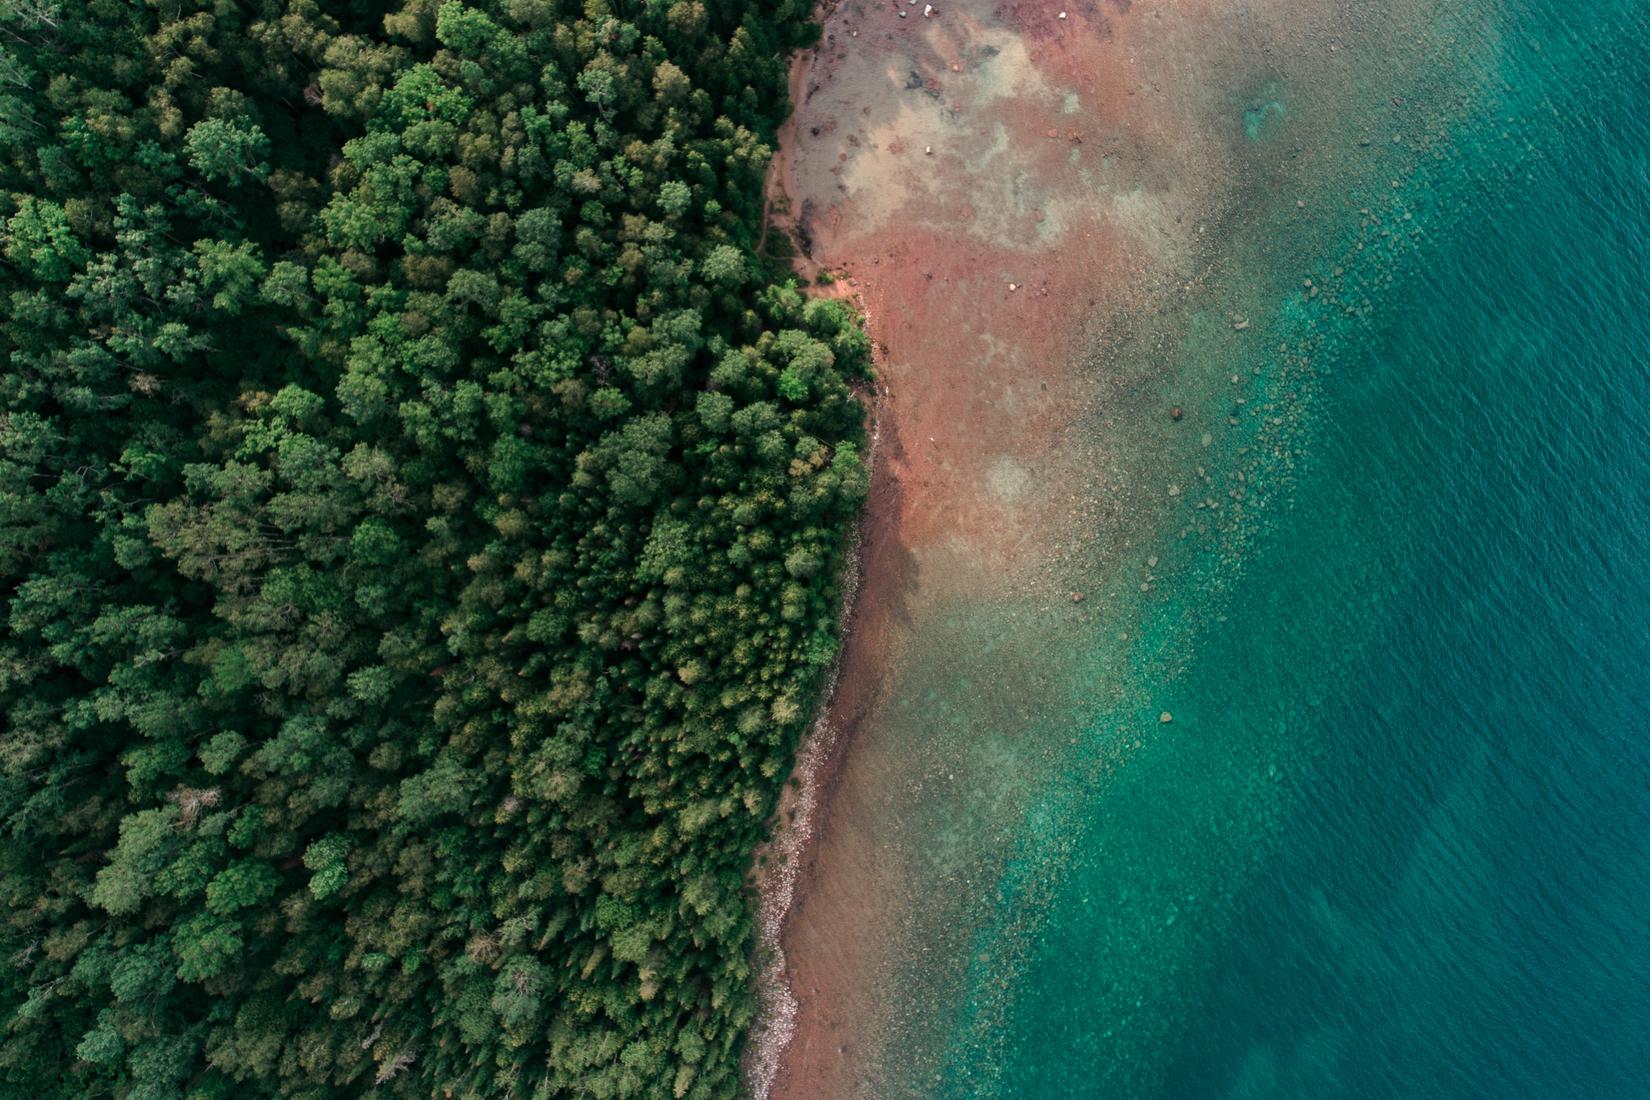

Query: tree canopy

[0,1,864,1097]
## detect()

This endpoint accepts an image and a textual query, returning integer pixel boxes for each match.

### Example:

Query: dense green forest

[0,1,867,1096]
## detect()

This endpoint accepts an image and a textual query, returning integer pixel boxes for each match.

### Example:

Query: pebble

[1159,711,1173,724]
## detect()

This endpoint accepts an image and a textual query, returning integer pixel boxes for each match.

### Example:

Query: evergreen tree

[0,1,861,1096]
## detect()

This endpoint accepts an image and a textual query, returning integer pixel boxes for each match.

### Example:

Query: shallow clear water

[895,2,1650,1095]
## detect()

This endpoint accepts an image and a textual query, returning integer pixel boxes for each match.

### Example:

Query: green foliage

[0,0,865,1097]
[183,117,271,185]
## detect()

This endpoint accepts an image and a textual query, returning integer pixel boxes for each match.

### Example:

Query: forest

[0,1,867,1097]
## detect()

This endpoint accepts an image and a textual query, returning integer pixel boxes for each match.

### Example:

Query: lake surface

[935,3,1650,1096]
[770,2,1650,1096]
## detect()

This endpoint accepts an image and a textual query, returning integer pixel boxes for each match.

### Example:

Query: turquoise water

[1161,30,1650,1092]
[912,3,1650,1095]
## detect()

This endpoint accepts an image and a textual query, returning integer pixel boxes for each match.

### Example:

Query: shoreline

[740,0,1498,1092]
[744,24,892,1094]
[743,0,1196,1091]
[742,379,883,1099]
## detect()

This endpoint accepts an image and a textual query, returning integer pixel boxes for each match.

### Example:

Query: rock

[1058,9,1067,17]
[1159,711,1173,724]
[1170,405,1183,421]
[1071,592,1084,604]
